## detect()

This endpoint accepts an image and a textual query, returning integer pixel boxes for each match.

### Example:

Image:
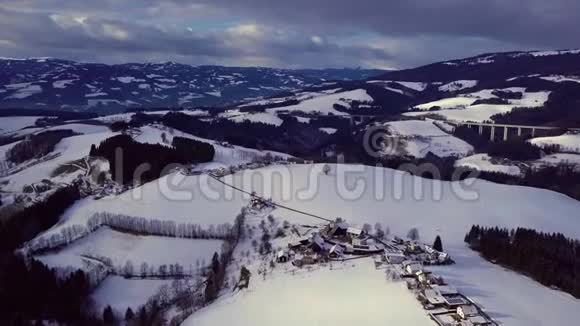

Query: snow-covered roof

[435,285,459,295]
[330,244,344,254]
[458,305,479,317]
[468,315,488,324]
[424,289,445,305]
[347,227,363,235]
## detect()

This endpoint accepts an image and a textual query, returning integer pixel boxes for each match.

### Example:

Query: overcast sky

[0,0,579,69]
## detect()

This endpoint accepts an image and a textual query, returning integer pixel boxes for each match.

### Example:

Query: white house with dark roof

[458,305,479,319]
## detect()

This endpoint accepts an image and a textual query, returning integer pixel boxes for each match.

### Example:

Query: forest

[90,134,215,185]
[491,83,580,127]
[0,185,102,324]
[161,112,337,157]
[465,225,580,298]
[6,130,78,164]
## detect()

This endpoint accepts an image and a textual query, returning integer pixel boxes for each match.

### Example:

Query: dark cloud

[0,0,578,68]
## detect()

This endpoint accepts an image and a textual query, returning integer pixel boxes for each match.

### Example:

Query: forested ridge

[90,134,215,185]
[465,225,580,298]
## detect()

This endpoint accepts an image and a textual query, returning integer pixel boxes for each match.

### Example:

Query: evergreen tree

[89,144,97,156]
[125,307,134,322]
[433,235,443,252]
[103,306,115,325]
[204,273,217,303]
[211,252,220,276]
[138,307,147,325]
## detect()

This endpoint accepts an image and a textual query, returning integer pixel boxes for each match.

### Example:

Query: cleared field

[36,227,223,272]
[184,259,432,326]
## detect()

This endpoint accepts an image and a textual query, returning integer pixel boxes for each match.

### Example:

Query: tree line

[203,211,245,304]
[27,212,235,254]
[7,130,77,164]
[89,134,214,185]
[465,225,580,298]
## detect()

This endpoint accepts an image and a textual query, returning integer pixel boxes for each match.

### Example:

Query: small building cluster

[248,192,274,211]
[395,260,496,326]
[269,217,496,326]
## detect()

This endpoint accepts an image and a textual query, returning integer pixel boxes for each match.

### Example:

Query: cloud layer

[0,0,578,68]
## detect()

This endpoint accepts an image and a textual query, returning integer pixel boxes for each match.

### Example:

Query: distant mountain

[377,49,580,82]
[0,58,384,113]
[230,49,580,127]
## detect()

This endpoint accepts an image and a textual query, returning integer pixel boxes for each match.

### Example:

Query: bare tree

[407,228,420,241]
[140,262,149,278]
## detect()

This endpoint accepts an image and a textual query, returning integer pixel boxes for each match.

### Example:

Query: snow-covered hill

[172,164,580,326]
[371,120,473,158]
[21,162,580,325]
[405,87,551,122]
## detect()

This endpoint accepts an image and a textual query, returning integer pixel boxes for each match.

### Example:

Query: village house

[325,221,349,238]
[329,244,344,259]
[458,305,479,319]
[384,248,406,264]
[422,288,446,308]
[276,249,290,263]
[416,270,433,285]
[288,237,310,250]
[403,261,424,276]
[310,233,330,253]
[347,227,364,239]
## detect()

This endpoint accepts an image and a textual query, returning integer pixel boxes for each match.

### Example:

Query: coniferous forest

[90,134,215,185]
[465,225,580,298]
[0,186,101,324]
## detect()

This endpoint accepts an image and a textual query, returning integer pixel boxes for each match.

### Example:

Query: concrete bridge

[447,121,580,141]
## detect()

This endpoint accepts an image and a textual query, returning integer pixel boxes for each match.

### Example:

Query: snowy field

[35,173,247,241]
[184,259,432,326]
[384,120,473,158]
[268,89,373,115]
[438,80,478,92]
[133,125,292,166]
[214,164,580,326]
[218,110,283,126]
[455,154,522,176]
[24,163,580,325]
[529,133,580,153]
[0,116,43,135]
[406,88,550,122]
[0,131,117,192]
[91,276,173,313]
[35,227,223,272]
[533,153,580,170]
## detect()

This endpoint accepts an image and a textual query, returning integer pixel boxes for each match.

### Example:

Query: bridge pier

[517,127,522,137]
[490,126,495,141]
[531,128,536,138]
[478,125,483,135]
[503,127,508,141]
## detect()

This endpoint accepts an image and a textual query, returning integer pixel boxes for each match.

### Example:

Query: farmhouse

[422,288,446,307]
[329,244,344,258]
[458,305,478,319]
[347,227,364,239]
[403,261,423,276]
[276,250,290,263]
[311,234,330,252]
[326,221,349,237]
[384,249,406,264]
